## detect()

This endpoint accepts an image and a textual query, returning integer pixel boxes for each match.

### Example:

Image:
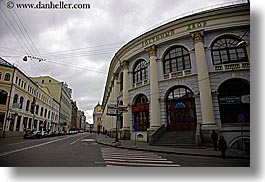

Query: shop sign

[107,105,117,116]
[132,103,149,113]
[219,95,250,104]
[219,96,241,104]
[118,105,128,113]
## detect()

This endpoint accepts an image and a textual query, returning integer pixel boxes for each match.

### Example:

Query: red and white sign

[132,103,149,113]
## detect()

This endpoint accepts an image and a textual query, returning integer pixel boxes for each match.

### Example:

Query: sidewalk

[95,134,250,159]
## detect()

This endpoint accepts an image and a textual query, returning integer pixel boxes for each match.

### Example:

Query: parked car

[40,131,48,138]
[23,131,42,139]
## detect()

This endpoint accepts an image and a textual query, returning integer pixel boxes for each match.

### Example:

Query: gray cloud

[0,0,236,123]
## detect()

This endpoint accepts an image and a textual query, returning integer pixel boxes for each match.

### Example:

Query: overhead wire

[1,0,53,75]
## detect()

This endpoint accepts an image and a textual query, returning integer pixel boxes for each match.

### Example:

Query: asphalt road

[0,133,250,167]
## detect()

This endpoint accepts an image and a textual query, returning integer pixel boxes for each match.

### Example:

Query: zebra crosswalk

[101,148,181,167]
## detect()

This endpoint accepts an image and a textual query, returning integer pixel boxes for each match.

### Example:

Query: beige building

[93,103,103,133]
[31,76,72,131]
[101,3,250,149]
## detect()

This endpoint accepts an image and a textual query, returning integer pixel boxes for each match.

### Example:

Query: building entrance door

[165,86,197,131]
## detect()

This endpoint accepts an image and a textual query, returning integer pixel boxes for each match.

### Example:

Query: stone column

[121,61,130,139]
[191,31,216,129]
[145,45,161,131]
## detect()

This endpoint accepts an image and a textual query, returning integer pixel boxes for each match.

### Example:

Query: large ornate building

[101,3,250,148]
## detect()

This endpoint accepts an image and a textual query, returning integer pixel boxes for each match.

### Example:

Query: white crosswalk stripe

[101,148,181,167]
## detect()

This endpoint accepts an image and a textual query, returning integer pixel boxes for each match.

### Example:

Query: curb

[96,140,250,160]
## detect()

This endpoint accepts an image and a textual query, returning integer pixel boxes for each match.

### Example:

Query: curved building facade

[101,3,250,148]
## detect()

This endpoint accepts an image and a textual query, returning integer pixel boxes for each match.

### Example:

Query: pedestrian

[211,130,218,151]
[218,136,228,158]
[104,129,108,138]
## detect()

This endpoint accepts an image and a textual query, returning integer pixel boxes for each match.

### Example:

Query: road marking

[0,136,71,157]
[70,134,89,145]
[80,139,95,142]
[101,148,181,167]
[105,161,180,167]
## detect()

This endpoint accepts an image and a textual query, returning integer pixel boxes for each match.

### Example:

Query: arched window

[0,72,2,80]
[0,90,8,105]
[132,94,149,131]
[48,110,50,119]
[19,96,24,109]
[26,100,30,111]
[211,35,248,65]
[165,86,196,131]
[163,46,191,74]
[4,73,11,81]
[218,79,250,124]
[13,94,18,103]
[133,59,148,83]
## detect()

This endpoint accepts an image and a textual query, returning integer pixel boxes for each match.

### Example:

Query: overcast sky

[0,0,246,123]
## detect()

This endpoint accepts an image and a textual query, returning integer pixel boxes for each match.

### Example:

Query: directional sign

[107,105,117,116]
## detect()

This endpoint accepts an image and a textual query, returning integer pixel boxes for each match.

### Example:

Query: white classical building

[101,3,250,148]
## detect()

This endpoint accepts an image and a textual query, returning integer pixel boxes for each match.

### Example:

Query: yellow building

[0,58,15,136]
[0,58,60,137]
[93,103,103,133]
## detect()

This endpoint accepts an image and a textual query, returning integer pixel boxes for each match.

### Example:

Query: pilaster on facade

[191,30,216,129]
[145,44,161,130]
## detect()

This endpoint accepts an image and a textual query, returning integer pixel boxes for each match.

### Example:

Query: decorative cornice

[145,45,157,57]
[191,30,204,43]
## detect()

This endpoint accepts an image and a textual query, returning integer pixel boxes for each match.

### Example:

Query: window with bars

[163,46,191,74]
[133,59,148,83]
[211,35,248,65]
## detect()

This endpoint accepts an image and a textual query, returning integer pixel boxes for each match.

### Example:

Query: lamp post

[114,99,120,144]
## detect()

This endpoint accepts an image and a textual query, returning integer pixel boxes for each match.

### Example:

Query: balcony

[132,79,149,89]
[214,62,250,71]
[163,69,192,80]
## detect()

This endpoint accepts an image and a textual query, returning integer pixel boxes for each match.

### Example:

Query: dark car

[23,131,42,139]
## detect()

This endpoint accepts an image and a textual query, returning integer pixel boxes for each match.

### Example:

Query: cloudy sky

[0,0,247,123]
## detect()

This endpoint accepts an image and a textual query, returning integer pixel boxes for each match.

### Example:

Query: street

[0,133,250,167]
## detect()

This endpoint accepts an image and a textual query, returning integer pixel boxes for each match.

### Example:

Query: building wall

[101,3,250,147]
[0,61,60,137]
[32,76,72,132]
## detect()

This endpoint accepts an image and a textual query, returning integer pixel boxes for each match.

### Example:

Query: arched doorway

[218,78,250,124]
[165,86,197,131]
[132,94,149,131]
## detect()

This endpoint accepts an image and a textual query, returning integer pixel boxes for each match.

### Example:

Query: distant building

[70,100,78,130]
[78,110,86,131]
[31,76,72,131]
[93,102,103,133]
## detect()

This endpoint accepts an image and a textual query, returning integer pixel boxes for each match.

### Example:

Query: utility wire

[41,42,126,56]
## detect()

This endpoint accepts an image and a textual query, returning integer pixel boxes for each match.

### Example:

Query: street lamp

[114,99,121,146]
